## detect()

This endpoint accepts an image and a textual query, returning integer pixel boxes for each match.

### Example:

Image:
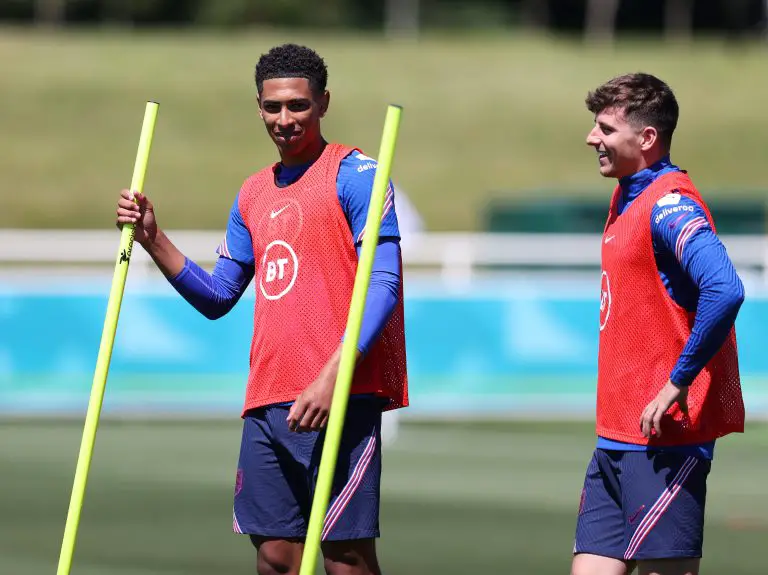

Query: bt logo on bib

[260,240,298,300]
[265,258,289,282]
[599,271,611,331]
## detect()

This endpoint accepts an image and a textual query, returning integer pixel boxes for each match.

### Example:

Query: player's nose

[586,127,600,147]
[277,107,294,128]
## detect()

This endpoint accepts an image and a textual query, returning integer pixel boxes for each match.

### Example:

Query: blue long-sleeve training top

[597,156,745,459]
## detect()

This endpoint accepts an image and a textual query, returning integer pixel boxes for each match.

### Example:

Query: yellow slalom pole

[299,104,403,575]
[56,101,159,575]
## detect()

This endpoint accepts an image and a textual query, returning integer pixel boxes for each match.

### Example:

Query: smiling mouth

[276,132,299,142]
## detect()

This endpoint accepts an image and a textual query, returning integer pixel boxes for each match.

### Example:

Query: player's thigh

[322,538,381,575]
[234,410,312,538]
[621,452,710,562]
[319,398,383,542]
[574,450,627,561]
[571,553,634,575]
[250,536,304,575]
[636,558,699,575]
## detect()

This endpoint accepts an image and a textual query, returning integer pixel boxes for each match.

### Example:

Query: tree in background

[664,0,694,42]
[34,0,65,26]
[584,0,620,44]
[17,0,768,38]
[520,0,550,30]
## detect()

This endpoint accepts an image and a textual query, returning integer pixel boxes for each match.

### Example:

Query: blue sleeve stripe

[675,216,708,262]
[355,183,394,244]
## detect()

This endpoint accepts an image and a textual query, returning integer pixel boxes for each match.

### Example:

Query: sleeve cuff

[669,369,694,388]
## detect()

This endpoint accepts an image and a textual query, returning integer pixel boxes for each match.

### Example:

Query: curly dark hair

[254,44,328,96]
[586,73,679,149]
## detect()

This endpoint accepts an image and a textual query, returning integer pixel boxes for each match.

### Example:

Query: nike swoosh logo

[270,204,289,219]
[604,235,615,244]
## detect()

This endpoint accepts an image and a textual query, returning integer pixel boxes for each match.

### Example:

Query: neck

[622,150,668,180]
[279,138,326,168]
[618,154,676,201]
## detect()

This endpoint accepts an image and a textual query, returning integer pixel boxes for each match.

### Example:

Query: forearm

[168,256,253,320]
[349,239,401,355]
[670,288,743,386]
[356,271,400,354]
[325,343,363,374]
[670,236,745,386]
[141,230,186,278]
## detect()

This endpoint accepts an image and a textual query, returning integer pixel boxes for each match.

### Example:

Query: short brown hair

[586,73,679,149]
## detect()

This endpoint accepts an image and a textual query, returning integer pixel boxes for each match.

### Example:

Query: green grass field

[2,28,768,232]
[1,418,766,574]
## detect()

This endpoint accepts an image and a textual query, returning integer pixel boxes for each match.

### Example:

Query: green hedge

[485,196,768,234]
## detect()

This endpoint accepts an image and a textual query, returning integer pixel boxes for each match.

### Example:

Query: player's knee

[252,537,300,575]
[571,553,630,575]
[636,558,699,575]
[322,539,381,575]
[256,551,295,575]
[323,556,376,575]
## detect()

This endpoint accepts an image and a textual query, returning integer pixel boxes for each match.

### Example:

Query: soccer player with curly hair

[116,43,408,575]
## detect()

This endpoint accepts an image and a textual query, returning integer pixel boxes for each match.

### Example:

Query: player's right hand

[640,379,689,439]
[116,189,157,246]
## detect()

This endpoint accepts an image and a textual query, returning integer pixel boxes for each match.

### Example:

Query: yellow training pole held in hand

[299,104,403,575]
[56,101,159,575]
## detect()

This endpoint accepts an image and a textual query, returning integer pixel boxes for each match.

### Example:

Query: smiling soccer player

[573,73,745,575]
[116,43,408,575]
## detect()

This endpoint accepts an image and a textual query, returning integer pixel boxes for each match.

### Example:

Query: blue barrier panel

[1,281,766,416]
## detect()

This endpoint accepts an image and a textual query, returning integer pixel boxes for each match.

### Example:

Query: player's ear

[640,126,658,152]
[256,96,264,120]
[319,90,330,119]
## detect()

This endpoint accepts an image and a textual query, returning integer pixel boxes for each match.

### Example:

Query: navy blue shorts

[574,448,711,561]
[232,398,383,541]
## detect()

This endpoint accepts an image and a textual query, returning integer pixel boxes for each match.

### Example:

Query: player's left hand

[640,379,689,439]
[287,374,335,433]
[286,347,343,433]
